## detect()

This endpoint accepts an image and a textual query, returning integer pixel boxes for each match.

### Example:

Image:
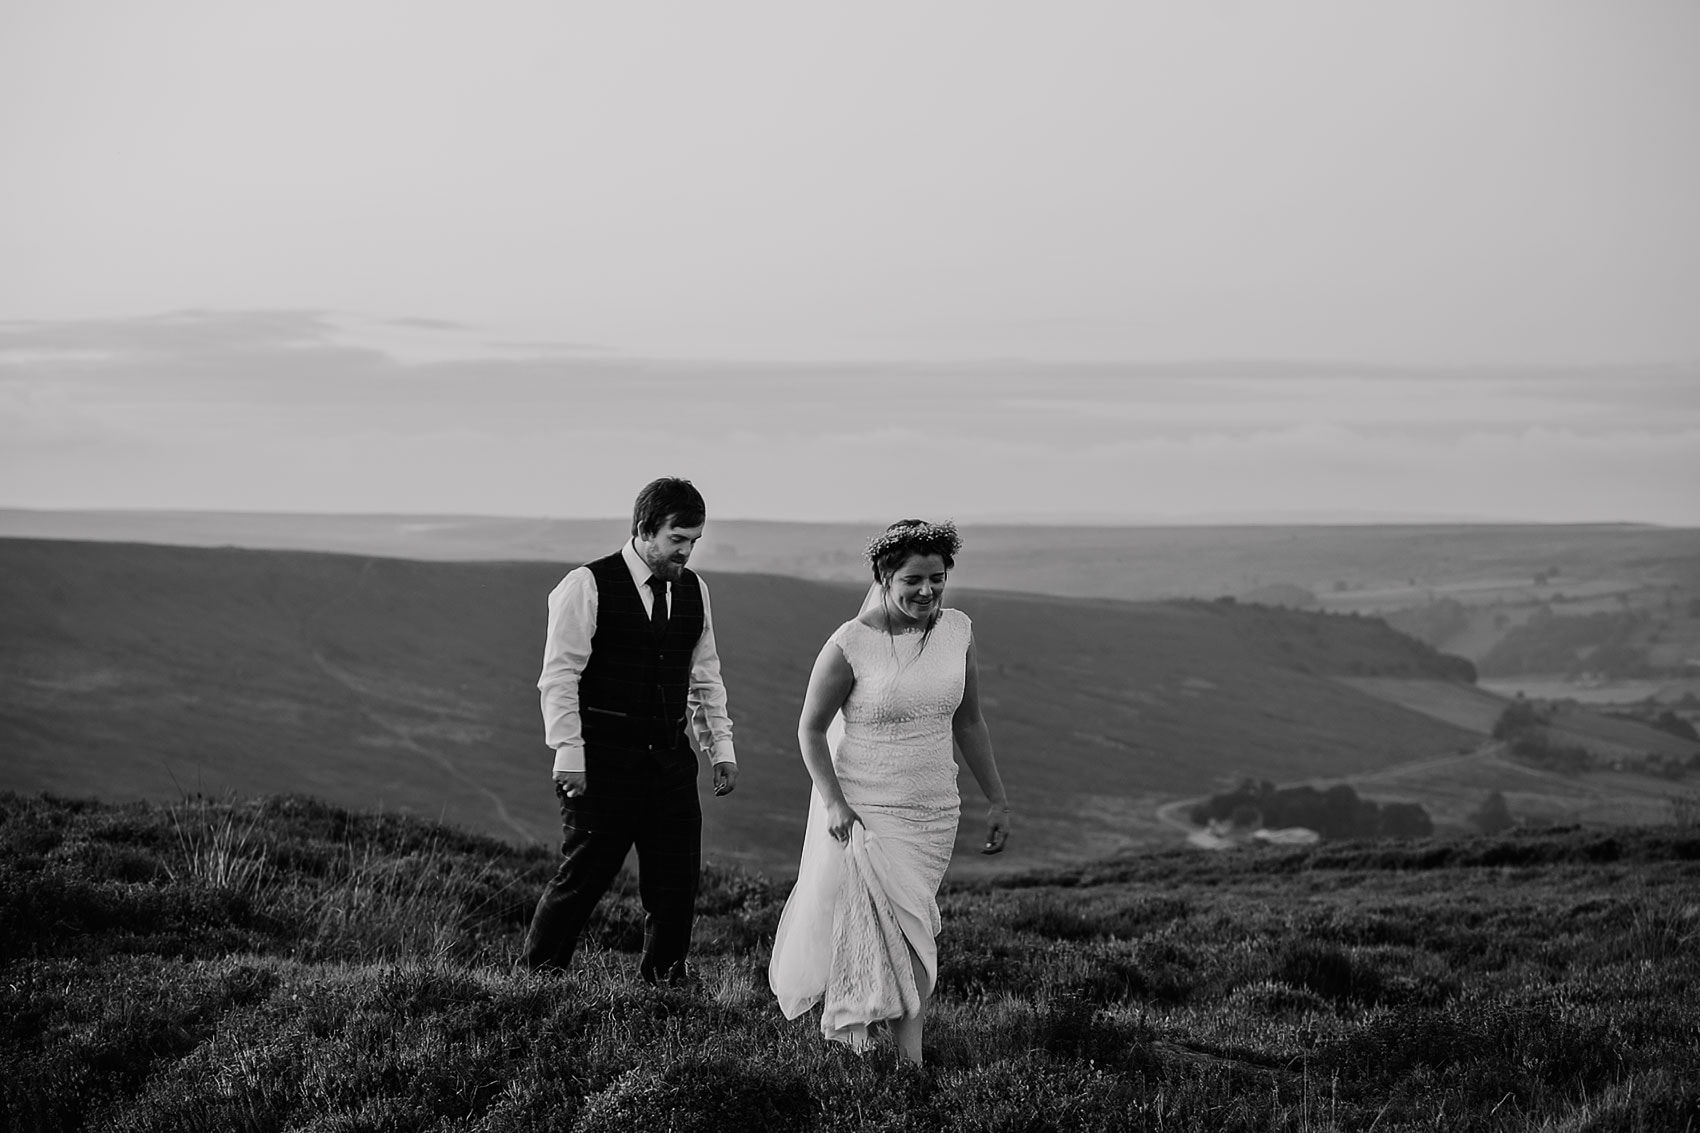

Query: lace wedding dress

[768,608,970,1047]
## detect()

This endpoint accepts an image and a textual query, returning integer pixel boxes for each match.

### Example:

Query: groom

[520,477,739,982]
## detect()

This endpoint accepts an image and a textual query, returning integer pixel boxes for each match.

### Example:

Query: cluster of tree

[1237,583,1320,610]
[1470,789,1514,834]
[1384,597,1470,649]
[1651,710,1700,743]
[1602,708,1700,746]
[1490,697,1544,739]
[1495,700,1700,779]
[1478,611,1659,679]
[1578,641,1660,679]
[1506,732,1593,774]
[1624,752,1696,781]
[1189,779,1433,841]
[1492,699,1592,774]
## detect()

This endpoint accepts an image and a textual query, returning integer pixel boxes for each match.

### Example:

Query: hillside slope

[1,538,1478,872]
[4,792,1698,1133]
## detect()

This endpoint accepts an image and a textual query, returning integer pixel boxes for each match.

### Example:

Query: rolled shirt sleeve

[689,579,737,767]
[538,566,597,776]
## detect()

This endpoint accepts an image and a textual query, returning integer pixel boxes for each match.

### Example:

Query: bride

[768,519,1011,1066]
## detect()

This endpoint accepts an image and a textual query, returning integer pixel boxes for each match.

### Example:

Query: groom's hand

[554,770,588,799]
[712,762,739,797]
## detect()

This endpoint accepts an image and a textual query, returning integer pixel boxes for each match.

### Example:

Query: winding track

[301,559,540,844]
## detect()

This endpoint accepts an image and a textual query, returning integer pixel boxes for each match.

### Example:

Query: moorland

[5,518,1700,1130]
[3,791,1697,1132]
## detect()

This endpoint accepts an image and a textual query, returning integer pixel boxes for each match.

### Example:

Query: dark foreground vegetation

[4,791,1699,1132]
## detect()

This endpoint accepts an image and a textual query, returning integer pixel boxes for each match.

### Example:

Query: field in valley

[1332,678,1698,829]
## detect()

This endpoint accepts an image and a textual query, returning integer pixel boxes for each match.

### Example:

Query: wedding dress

[768,608,971,1047]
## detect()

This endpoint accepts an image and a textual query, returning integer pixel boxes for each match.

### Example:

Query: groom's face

[636,515,703,582]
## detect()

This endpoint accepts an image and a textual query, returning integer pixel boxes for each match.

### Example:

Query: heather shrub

[575,1057,814,1133]
[5,791,1699,1132]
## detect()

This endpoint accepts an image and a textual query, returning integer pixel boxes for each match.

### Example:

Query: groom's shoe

[641,959,701,990]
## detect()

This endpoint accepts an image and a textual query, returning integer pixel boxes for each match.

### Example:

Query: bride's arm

[952,639,1010,853]
[798,641,860,842]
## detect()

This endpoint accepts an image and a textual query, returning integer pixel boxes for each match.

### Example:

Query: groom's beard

[643,549,688,581]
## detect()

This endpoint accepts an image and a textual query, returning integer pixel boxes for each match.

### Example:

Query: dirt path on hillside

[1473,745,1620,802]
[310,652,538,844]
[301,563,539,844]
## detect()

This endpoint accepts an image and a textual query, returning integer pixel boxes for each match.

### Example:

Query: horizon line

[0,504,1682,530]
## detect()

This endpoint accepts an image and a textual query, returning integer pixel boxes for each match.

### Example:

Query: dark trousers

[521,770,702,981]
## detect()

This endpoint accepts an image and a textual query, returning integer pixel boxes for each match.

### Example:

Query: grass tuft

[164,794,272,897]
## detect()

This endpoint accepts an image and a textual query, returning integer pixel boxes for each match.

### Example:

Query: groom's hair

[631,477,707,538]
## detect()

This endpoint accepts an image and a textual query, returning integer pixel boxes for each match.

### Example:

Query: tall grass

[4,790,1698,1132]
[163,793,272,896]
[1671,790,1700,828]
[288,829,526,963]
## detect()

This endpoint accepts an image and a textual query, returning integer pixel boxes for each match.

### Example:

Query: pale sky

[3,2,1698,523]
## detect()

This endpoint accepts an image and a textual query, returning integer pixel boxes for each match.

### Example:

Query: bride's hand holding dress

[825,798,863,844]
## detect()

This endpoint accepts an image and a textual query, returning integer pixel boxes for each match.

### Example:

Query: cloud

[0,310,393,388]
[3,310,1696,524]
[382,316,471,331]
[0,309,339,356]
[723,420,1700,526]
[483,339,604,354]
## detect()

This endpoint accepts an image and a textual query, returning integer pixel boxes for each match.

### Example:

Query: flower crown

[863,520,962,565]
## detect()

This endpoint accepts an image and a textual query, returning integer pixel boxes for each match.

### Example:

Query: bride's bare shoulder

[830,618,871,647]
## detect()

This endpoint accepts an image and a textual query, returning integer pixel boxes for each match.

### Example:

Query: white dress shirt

[538,539,737,775]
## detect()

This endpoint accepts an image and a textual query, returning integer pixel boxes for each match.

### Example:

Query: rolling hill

[11,507,1700,710]
[4,537,1495,874]
[6,508,1697,605]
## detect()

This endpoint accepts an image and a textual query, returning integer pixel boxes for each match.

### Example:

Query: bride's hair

[865,519,961,583]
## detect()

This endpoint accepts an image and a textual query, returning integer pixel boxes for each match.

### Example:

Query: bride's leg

[894,943,931,1066]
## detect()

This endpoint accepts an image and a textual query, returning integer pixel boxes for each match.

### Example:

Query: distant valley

[5,530,1695,876]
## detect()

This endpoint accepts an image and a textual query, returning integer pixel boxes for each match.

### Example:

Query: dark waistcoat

[578,552,705,774]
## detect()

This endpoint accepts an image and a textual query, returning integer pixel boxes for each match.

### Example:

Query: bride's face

[885,553,949,624]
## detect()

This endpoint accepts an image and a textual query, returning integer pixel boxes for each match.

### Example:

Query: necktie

[647,575,668,637]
